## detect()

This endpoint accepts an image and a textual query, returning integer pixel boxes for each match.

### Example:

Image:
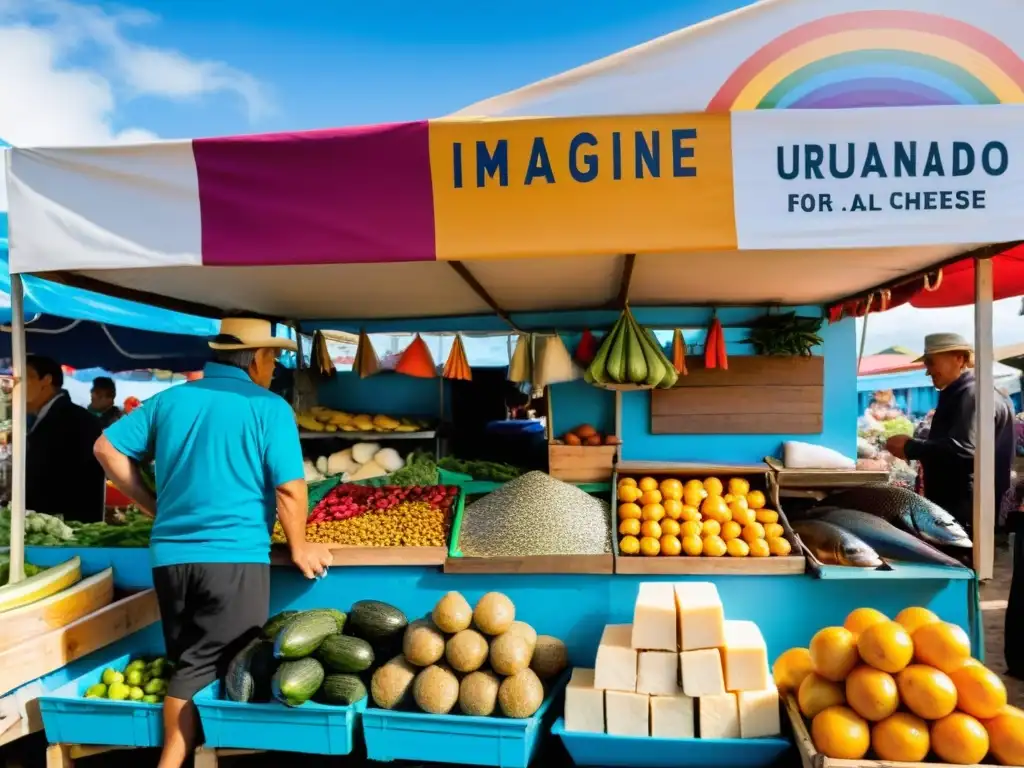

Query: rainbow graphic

[707,10,1024,111]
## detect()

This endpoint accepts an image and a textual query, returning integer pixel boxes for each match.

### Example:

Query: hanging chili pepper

[671,329,688,375]
[575,329,599,366]
[704,316,719,369]
[713,317,728,370]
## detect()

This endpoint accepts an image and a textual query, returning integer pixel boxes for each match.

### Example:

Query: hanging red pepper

[575,329,599,366]
[704,316,719,369]
[714,318,728,370]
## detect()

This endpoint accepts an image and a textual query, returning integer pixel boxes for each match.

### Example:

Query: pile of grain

[459,471,611,557]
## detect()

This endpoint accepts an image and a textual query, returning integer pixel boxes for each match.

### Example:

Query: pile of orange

[616,475,792,558]
[773,606,1024,765]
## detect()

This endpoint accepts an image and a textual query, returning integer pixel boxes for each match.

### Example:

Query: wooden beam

[974,256,995,580]
[614,253,636,308]
[446,261,520,331]
[42,271,227,319]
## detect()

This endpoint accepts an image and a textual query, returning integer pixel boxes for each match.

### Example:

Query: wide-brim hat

[914,332,973,362]
[208,318,298,352]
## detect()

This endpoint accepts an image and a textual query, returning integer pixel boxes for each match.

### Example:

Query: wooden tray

[764,457,889,489]
[271,545,447,568]
[784,695,1000,768]
[611,464,806,576]
[548,444,618,482]
[443,554,613,574]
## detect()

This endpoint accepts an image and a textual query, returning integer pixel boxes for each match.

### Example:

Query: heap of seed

[459,471,611,557]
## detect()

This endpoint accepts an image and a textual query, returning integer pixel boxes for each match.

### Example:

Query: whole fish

[791,519,883,568]
[810,507,965,568]
[822,484,971,549]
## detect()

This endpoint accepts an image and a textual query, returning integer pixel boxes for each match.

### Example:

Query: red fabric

[910,247,1024,308]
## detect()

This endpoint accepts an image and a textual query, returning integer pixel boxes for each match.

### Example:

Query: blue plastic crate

[361,672,567,767]
[38,652,166,747]
[194,681,365,755]
[551,718,794,767]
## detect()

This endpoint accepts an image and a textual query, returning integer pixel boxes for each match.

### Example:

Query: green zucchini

[273,611,340,659]
[319,673,367,706]
[225,638,263,702]
[347,600,408,643]
[304,608,347,633]
[262,610,299,640]
[272,658,325,707]
[316,634,375,673]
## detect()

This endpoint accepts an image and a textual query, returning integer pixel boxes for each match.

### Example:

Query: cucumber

[316,634,375,673]
[262,611,299,640]
[272,658,325,707]
[274,611,340,659]
[319,673,367,705]
[347,600,408,643]
[225,638,264,702]
[304,608,347,633]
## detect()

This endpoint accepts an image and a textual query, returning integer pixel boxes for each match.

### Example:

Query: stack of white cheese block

[564,582,781,740]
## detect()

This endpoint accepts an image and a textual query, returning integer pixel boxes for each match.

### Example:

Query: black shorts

[152,562,270,700]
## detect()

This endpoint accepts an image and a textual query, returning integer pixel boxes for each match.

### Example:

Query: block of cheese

[680,648,725,697]
[594,624,637,692]
[673,582,725,651]
[738,683,781,738]
[632,582,677,651]
[565,668,605,734]
[637,651,681,695]
[699,692,740,739]
[721,620,770,692]
[651,694,695,739]
[605,690,650,737]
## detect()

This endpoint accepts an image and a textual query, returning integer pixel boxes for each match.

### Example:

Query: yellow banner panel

[429,114,737,260]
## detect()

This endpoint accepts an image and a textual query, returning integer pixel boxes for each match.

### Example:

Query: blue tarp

[858,366,1022,417]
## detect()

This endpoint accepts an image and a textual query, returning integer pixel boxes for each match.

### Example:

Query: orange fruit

[728,477,750,496]
[896,665,958,720]
[681,534,703,556]
[798,673,846,718]
[773,648,814,693]
[872,712,930,762]
[680,520,703,538]
[755,508,779,524]
[638,477,659,492]
[703,535,727,557]
[618,476,637,487]
[703,477,724,496]
[683,480,707,507]
[768,537,792,556]
[721,521,742,541]
[811,706,871,760]
[659,535,682,556]
[746,490,767,509]
[949,663,1007,720]
[726,539,750,557]
[930,712,990,765]
[702,520,722,538]
[679,505,701,522]
[844,607,889,636]
[742,522,766,543]
[640,520,662,539]
[618,502,642,520]
[642,503,666,522]
[639,489,663,506]
[845,666,899,721]
[723,493,735,504]
[810,627,860,682]
[663,499,683,520]
[984,709,1024,765]
[894,606,940,635]
[659,478,683,501]
[701,496,730,522]
[617,485,641,503]
[619,535,640,555]
[639,536,660,557]
[618,518,641,537]
[763,522,784,539]
[730,504,755,526]
[913,621,972,673]
[660,518,681,537]
[857,621,914,674]
[749,538,771,557]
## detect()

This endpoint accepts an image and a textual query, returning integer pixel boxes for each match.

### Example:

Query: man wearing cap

[886,332,1015,534]
[89,376,122,428]
[93,318,334,768]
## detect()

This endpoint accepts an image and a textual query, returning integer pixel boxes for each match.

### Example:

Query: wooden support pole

[973,256,995,580]
[615,253,636,308]
[447,261,519,331]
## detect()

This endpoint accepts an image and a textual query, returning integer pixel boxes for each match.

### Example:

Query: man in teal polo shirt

[94,318,333,768]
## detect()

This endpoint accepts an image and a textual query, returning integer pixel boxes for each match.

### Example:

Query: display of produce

[556,424,621,447]
[458,471,611,558]
[369,591,568,719]
[273,483,456,547]
[616,476,791,558]
[806,507,964,568]
[565,581,780,740]
[83,656,172,704]
[437,457,522,483]
[294,407,432,436]
[304,442,409,483]
[0,555,81,612]
[0,552,44,585]
[0,506,153,548]
[745,312,824,357]
[776,606,1024,764]
[584,306,678,389]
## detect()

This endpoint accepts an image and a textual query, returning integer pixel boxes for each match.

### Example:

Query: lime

[126,659,146,671]
[143,678,167,695]
[84,683,108,698]
[126,669,144,686]
[129,686,145,701]
[107,682,131,701]
[101,668,124,686]
[141,694,161,704]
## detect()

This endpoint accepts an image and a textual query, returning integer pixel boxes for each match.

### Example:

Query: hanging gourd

[508,333,533,383]
[533,334,578,388]
[575,329,599,367]
[353,329,380,378]
[671,329,688,375]
[395,334,437,378]
[443,334,472,381]
[312,331,337,379]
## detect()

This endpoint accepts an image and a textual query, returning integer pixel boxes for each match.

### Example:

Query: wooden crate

[271,545,447,567]
[611,462,806,575]
[548,444,618,482]
[651,355,824,434]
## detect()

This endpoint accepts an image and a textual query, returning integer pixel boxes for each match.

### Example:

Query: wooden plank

[0,570,114,654]
[548,444,616,482]
[652,414,823,434]
[652,386,822,415]
[675,355,824,387]
[615,555,805,575]
[271,546,446,568]
[0,590,159,696]
[444,554,613,575]
[617,460,769,475]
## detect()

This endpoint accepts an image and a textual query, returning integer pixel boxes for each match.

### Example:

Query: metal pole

[973,257,995,579]
[8,274,27,583]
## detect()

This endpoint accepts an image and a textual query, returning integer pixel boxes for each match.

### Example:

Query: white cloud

[858,298,1022,355]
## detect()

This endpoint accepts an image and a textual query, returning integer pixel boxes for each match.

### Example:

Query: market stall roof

[858,362,1021,395]
[857,353,919,376]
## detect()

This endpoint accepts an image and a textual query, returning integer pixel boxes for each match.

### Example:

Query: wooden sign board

[651,356,824,434]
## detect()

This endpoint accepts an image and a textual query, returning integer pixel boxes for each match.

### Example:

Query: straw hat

[914,332,973,362]
[208,318,297,352]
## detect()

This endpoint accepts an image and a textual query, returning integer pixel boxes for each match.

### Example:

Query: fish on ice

[791,519,883,568]
[809,507,964,569]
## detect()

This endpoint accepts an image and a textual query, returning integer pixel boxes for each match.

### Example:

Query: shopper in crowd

[25,355,105,522]
[93,318,333,768]
[89,376,122,428]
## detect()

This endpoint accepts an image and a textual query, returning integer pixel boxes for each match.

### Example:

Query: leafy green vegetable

[746,312,824,356]
[383,451,440,486]
[438,457,522,483]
